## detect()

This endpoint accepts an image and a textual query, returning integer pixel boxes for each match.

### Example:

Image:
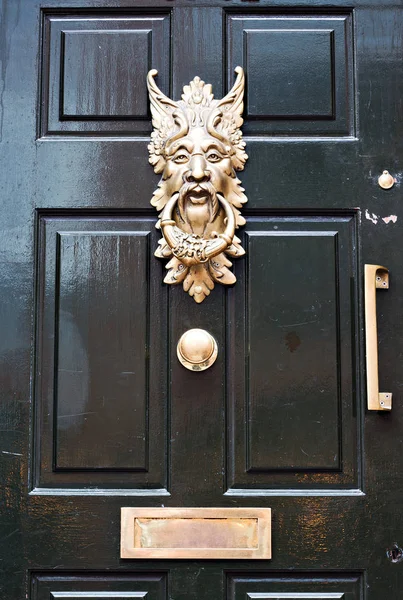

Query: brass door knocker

[147,67,248,302]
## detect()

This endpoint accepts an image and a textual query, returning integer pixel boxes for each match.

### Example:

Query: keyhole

[387,543,403,563]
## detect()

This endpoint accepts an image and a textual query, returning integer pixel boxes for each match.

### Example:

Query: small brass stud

[378,170,395,190]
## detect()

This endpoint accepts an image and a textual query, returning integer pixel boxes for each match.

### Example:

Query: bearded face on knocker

[147,67,248,303]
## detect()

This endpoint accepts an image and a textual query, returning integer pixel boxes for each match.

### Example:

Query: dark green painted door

[0,1,402,598]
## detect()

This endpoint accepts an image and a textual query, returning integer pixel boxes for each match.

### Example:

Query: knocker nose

[186,155,210,183]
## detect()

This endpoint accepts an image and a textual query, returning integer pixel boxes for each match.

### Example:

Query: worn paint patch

[382,214,398,224]
[365,209,379,224]
[285,331,301,353]
[365,210,398,225]
[387,543,403,563]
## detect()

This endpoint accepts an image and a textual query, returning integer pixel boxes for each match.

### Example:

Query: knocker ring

[160,192,236,268]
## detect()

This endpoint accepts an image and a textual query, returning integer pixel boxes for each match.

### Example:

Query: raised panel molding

[245,29,334,118]
[225,214,361,494]
[245,230,342,473]
[247,595,344,599]
[61,30,151,118]
[226,13,354,137]
[51,594,147,599]
[32,573,167,600]
[228,573,362,600]
[33,214,168,493]
[40,12,171,138]
[55,231,149,472]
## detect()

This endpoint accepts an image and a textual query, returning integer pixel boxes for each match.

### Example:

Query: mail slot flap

[120,507,271,559]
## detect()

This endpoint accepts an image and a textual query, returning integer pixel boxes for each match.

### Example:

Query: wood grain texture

[62,30,151,118]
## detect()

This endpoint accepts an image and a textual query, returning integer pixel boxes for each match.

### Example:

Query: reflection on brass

[177,328,218,371]
[147,67,248,302]
[364,264,392,411]
[378,170,395,189]
[120,507,271,559]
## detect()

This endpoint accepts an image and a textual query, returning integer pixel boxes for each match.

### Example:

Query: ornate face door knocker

[147,67,248,303]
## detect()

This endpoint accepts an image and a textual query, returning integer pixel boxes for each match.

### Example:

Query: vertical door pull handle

[364,264,392,411]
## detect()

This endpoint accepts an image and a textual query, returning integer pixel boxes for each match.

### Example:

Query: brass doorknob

[177,328,218,371]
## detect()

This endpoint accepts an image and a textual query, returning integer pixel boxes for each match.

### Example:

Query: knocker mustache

[177,180,219,230]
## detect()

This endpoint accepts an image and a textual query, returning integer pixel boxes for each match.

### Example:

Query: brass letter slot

[120,507,271,559]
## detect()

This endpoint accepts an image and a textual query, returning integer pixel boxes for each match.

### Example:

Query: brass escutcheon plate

[120,507,272,559]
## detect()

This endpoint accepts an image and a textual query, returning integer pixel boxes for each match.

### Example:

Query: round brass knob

[378,170,395,190]
[177,328,218,371]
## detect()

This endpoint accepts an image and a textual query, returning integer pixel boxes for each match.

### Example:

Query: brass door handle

[364,264,392,410]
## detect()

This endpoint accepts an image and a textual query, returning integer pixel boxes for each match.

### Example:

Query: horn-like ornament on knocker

[147,67,248,303]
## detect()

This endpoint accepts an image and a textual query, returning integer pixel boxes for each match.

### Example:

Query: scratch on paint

[281,320,317,327]
[2,529,19,540]
[57,411,96,419]
[365,209,379,224]
[382,215,398,224]
[1,450,22,456]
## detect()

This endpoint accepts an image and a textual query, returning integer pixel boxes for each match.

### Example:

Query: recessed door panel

[34,215,168,492]
[226,215,360,493]
[226,13,354,136]
[227,572,363,599]
[40,12,171,137]
[31,573,167,600]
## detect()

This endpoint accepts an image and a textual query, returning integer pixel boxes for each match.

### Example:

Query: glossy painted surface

[1,1,403,599]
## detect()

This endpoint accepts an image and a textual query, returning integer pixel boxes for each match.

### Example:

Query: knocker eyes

[171,151,224,164]
[206,152,222,163]
[173,153,190,164]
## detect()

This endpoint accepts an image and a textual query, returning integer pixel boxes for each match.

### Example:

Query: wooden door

[1,0,402,598]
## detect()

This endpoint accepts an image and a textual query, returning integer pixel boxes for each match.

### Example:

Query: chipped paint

[365,209,379,224]
[382,215,398,224]
[387,543,403,563]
